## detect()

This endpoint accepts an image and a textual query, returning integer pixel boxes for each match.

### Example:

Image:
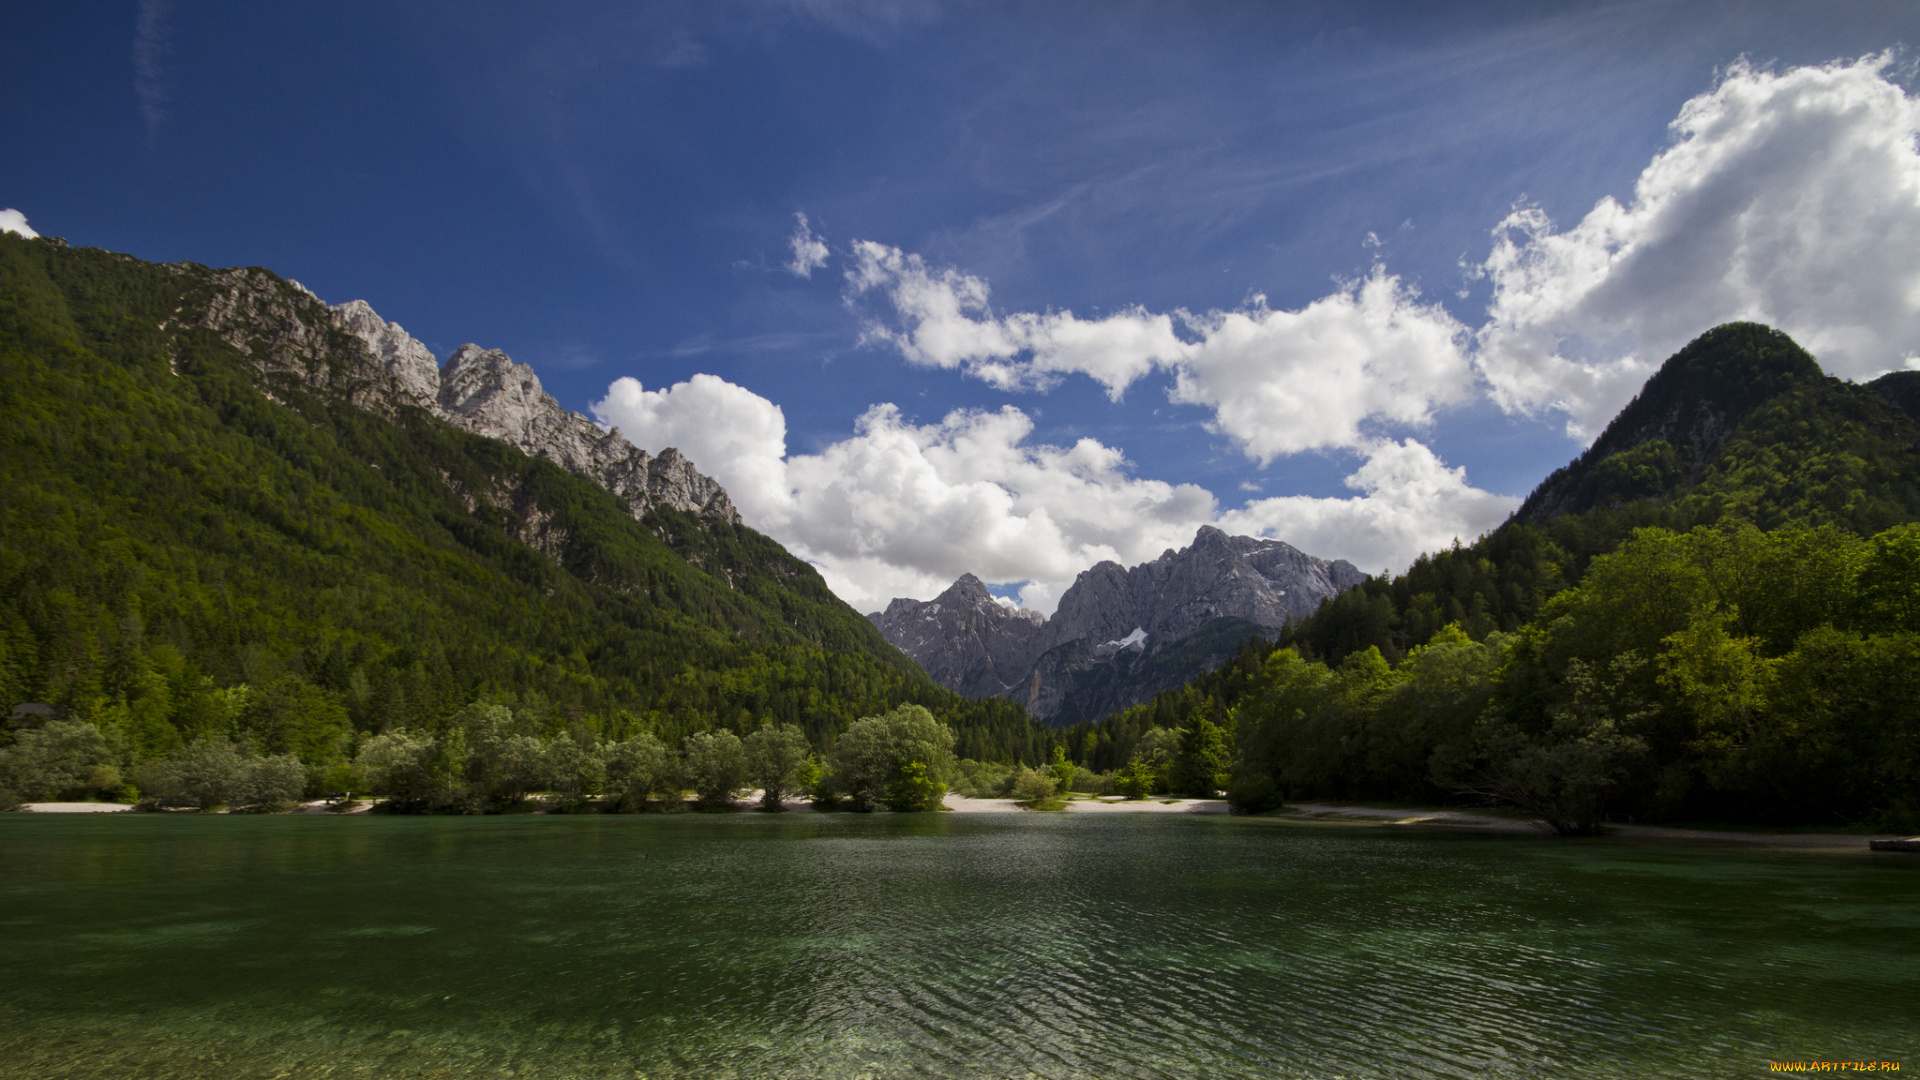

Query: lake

[0,812,1913,1079]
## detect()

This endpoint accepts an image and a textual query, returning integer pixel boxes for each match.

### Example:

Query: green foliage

[0,232,1060,795]
[604,732,674,811]
[948,758,1015,798]
[1047,745,1075,793]
[133,739,305,811]
[356,731,456,811]
[0,719,115,803]
[1168,708,1233,797]
[681,729,747,809]
[542,733,603,809]
[1008,766,1060,807]
[1454,656,1652,836]
[1115,757,1156,800]
[885,760,946,813]
[743,721,811,810]
[825,703,955,812]
[1227,523,1920,831]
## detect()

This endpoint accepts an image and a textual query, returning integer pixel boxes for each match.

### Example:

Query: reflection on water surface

[0,813,1913,1079]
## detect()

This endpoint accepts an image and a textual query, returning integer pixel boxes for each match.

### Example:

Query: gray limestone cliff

[186,269,737,526]
[1039,526,1366,653]
[870,526,1366,724]
[867,575,1046,700]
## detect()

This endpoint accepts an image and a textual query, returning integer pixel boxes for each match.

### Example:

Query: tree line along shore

[7,521,1920,833]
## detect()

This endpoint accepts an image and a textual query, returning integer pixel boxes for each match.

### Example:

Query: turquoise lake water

[0,812,1914,1079]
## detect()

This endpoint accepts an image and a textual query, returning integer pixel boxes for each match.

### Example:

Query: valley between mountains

[5,231,1920,831]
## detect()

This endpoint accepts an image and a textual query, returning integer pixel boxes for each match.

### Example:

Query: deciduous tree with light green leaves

[681,729,748,810]
[827,704,955,812]
[1115,756,1156,800]
[743,721,811,811]
[605,732,676,811]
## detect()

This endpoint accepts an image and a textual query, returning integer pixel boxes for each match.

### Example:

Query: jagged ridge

[871,526,1365,724]
[192,268,737,526]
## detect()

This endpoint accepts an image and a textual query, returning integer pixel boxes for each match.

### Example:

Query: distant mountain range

[875,322,1920,729]
[871,527,1365,725]
[1048,321,1920,781]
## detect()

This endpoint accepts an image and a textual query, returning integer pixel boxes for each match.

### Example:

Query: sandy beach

[12,796,1906,850]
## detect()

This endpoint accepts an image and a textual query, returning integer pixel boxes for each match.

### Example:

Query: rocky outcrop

[868,575,1045,699]
[1040,526,1366,653]
[871,527,1366,723]
[188,272,738,526]
[333,298,439,408]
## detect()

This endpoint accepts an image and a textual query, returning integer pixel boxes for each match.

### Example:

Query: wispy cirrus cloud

[133,0,173,143]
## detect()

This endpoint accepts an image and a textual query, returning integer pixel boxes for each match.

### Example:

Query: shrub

[0,720,113,802]
[1115,756,1156,800]
[135,739,304,810]
[1009,767,1059,807]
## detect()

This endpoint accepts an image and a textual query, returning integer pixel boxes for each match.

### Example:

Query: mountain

[868,574,1045,700]
[215,274,740,526]
[1055,321,1920,772]
[1234,322,1920,670]
[871,527,1365,725]
[1515,323,1920,526]
[0,232,1050,776]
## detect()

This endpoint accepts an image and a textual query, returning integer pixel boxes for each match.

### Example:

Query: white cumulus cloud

[591,59,1920,616]
[593,373,792,526]
[1475,54,1920,438]
[1218,439,1519,576]
[594,372,1509,614]
[846,239,1185,397]
[787,212,829,278]
[0,209,37,239]
[846,241,1471,459]
[1169,269,1472,463]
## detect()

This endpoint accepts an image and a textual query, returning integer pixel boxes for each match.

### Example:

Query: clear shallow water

[0,814,1913,1080]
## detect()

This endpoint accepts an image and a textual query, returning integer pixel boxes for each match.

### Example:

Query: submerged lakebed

[0,813,1913,1079]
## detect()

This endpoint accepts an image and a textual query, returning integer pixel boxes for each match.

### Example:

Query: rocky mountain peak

[332,299,439,408]
[867,574,1044,700]
[873,526,1367,723]
[1516,323,1827,524]
[437,344,557,444]
[185,273,741,528]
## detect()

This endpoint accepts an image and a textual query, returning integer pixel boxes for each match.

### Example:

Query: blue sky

[6,1,1920,612]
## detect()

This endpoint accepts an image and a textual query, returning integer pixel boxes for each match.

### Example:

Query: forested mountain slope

[0,232,1047,783]
[1060,324,1920,802]
[1278,323,1920,667]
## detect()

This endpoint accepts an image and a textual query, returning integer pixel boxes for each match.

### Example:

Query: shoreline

[1275,801,1902,850]
[13,797,1912,850]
